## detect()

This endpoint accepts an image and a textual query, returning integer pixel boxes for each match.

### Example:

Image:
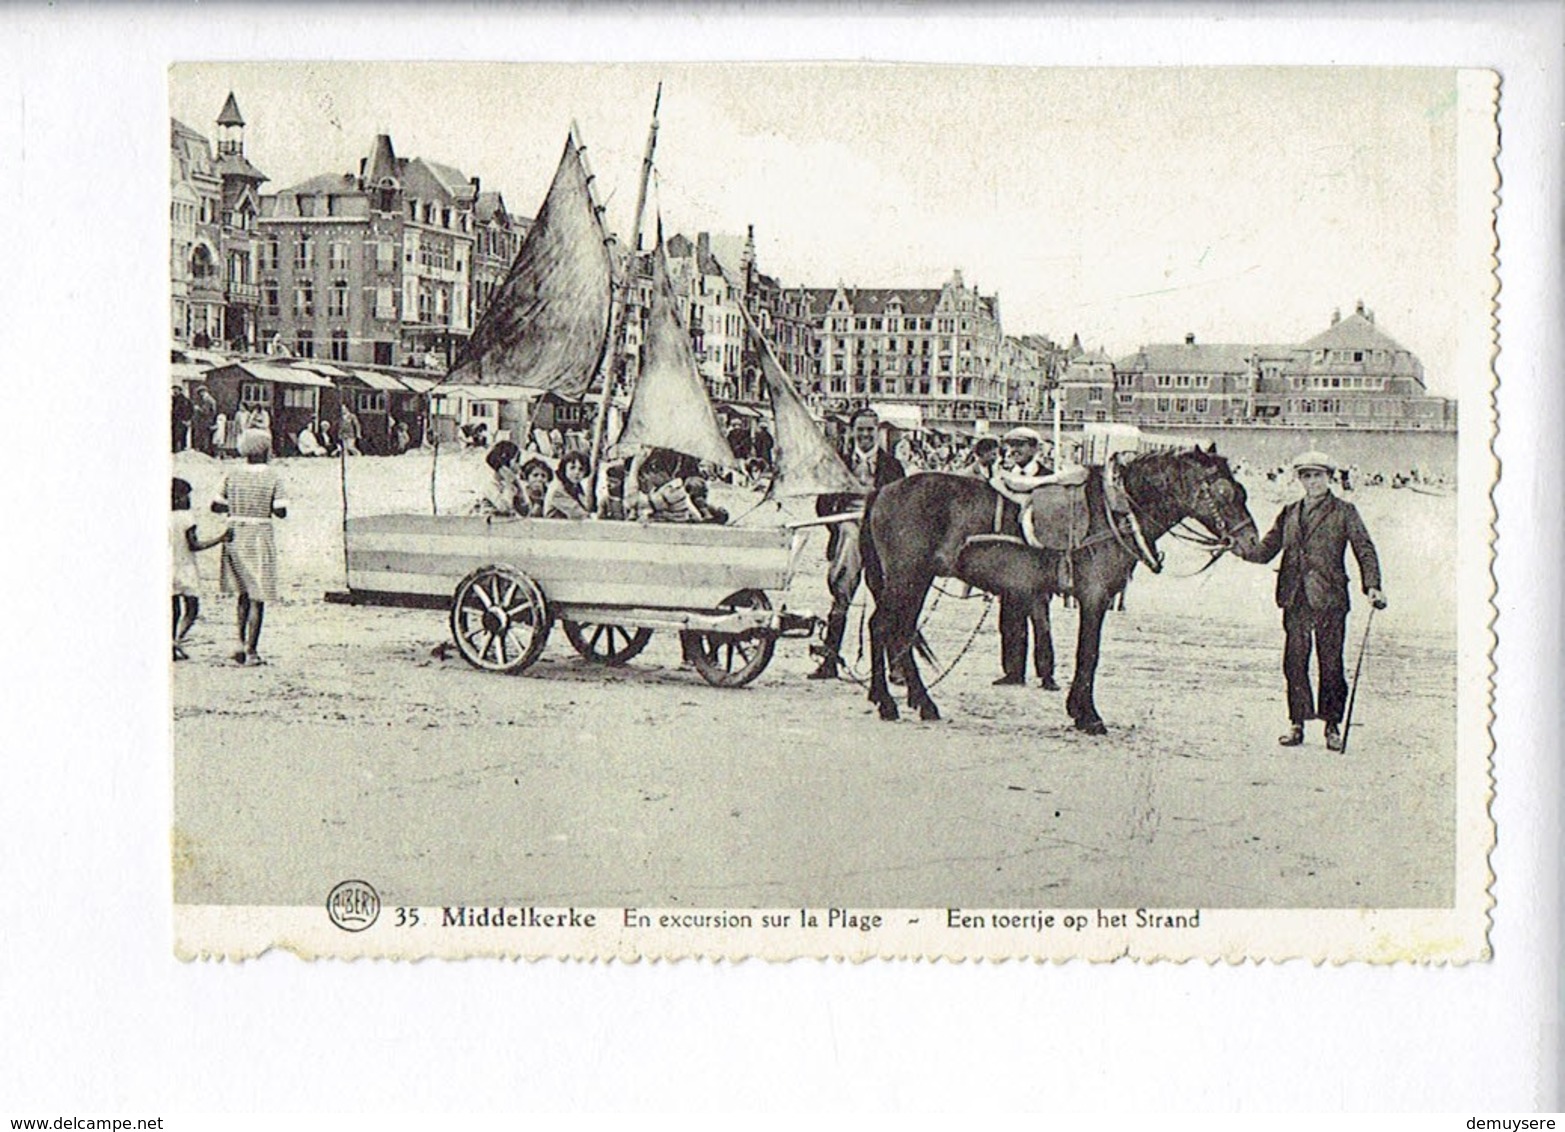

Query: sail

[613,238,736,466]
[744,307,861,498]
[446,135,613,397]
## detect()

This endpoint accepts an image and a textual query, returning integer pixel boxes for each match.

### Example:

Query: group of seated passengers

[474,443,727,524]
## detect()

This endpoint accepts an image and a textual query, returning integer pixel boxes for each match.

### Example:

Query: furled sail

[742,306,861,498]
[613,233,736,466]
[445,134,613,397]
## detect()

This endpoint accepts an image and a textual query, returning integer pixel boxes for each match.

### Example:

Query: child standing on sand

[171,477,231,661]
[214,430,288,666]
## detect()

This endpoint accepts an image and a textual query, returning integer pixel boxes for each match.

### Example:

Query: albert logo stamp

[326,881,380,932]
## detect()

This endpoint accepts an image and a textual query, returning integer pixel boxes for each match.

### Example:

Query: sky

[172,63,1474,395]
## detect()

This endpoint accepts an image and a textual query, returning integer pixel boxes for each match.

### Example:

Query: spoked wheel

[450,565,551,674]
[681,589,776,689]
[563,621,653,666]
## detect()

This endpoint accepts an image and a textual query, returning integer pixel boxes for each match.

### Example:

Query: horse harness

[965,455,1244,585]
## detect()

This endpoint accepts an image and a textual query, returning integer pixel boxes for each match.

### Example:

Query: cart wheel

[682,589,776,689]
[450,565,551,674]
[563,621,653,666]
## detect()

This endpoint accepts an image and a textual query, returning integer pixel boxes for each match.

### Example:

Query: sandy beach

[170,445,1457,910]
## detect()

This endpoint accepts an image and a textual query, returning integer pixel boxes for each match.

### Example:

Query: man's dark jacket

[815,448,906,519]
[1250,492,1382,610]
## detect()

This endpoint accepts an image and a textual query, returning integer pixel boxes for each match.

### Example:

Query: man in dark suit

[808,407,906,680]
[1240,450,1387,750]
[990,426,1058,689]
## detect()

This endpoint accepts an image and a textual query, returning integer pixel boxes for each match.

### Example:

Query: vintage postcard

[168,62,1497,962]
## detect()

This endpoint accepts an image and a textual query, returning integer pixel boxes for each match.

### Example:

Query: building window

[239,381,268,407]
[259,239,279,271]
[376,241,396,272]
[296,329,314,358]
[280,387,315,409]
[1156,397,1170,412]
[329,280,349,318]
[1195,398,1208,413]
[262,281,280,317]
[295,236,313,271]
[294,281,314,317]
[358,391,388,414]
[329,242,349,271]
[330,329,350,361]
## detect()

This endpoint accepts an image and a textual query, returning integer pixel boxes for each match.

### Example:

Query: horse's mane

[1120,443,1231,475]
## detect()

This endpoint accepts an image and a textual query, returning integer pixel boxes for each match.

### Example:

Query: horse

[861,446,1261,732]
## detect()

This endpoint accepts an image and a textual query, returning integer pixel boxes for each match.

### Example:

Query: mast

[588,82,662,484]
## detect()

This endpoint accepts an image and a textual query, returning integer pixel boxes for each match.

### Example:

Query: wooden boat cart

[328,514,819,687]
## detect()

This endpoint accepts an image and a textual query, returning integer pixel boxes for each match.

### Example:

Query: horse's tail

[909,629,936,666]
[859,488,884,598]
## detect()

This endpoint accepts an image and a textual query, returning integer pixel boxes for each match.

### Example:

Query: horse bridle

[1110,457,1257,577]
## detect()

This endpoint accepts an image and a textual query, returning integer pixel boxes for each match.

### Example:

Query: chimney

[1331,307,1341,325]
[1355,298,1365,317]
[697,231,711,263]
[1185,332,1196,345]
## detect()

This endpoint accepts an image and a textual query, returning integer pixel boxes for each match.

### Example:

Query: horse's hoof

[1039,677,1059,691]
[919,702,941,722]
[1075,718,1107,736]
[878,702,900,722]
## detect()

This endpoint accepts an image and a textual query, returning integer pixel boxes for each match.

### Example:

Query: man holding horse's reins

[1239,449,1386,751]
[808,406,905,681]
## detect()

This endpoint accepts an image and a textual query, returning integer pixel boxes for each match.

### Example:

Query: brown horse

[861,447,1260,731]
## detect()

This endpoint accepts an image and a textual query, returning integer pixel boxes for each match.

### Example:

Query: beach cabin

[204,360,333,455]
[428,382,543,447]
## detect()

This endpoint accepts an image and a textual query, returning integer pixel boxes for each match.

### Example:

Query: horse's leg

[867,600,899,721]
[1068,593,1109,735]
[895,574,940,721]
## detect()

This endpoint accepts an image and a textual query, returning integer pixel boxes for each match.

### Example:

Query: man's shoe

[806,659,839,681]
[1278,724,1305,747]
[992,675,1026,686]
[1324,722,1344,751]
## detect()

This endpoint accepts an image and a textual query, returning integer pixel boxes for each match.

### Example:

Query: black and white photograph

[165,61,1494,962]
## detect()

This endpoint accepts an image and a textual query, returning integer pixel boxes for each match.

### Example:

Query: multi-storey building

[1097,304,1453,431]
[665,232,745,401]
[170,119,225,348]
[257,133,506,368]
[470,191,527,330]
[1108,335,1262,427]
[170,94,269,352]
[397,156,478,363]
[1262,301,1454,429]
[212,94,267,351]
[802,269,1006,428]
[1001,333,1059,421]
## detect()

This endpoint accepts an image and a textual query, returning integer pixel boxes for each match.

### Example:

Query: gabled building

[170,118,224,348]
[1058,346,1119,423]
[471,191,527,330]
[212,93,267,350]
[256,132,505,368]
[1103,303,1454,431]
[1272,301,1451,428]
[1111,334,1262,427]
[170,94,270,352]
[803,269,1006,428]
[665,231,746,401]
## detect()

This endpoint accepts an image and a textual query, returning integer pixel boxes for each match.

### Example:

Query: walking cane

[1339,606,1378,754]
